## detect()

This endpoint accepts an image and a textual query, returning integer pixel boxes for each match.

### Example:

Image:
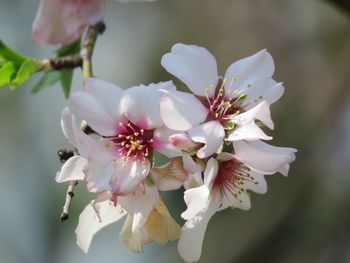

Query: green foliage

[0,40,39,89]
[32,38,81,98]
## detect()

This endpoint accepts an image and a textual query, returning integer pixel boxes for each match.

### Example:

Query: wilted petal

[233,140,297,176]
[161,43,219,96]
[56,156,87,183]
[160,89,208,131]
[188,121,225,158]
[75,195,126,253]
[120,82,175,130]
[224,49,274,94]
[141,200,181,244]
[32,0,105,45]
[119,214,150,253]
[150,157,188,191]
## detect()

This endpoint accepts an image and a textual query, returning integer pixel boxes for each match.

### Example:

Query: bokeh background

[0,0,350,262]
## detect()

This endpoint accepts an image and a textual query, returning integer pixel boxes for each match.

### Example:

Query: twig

[59,21,105,222]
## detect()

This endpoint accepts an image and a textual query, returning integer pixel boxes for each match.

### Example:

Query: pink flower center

[107,122,154,161]
[200,78,245,122]
[213,159,256,202]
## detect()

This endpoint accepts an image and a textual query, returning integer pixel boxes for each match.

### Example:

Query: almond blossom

[57,77,182,200]
[178,141,297,262]
[160,43,284,158]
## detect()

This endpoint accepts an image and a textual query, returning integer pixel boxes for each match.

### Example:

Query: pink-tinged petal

[243,171,267,194]
[110,158,151,196]
[178,197,220,263]
[75,195,126,253]
[32,0,105,45]
[169,133,197,152]
[203,157,219,188]
[224,49,275,94]
[161,43,219,96]
[152,127,183,158]
[188,121,225,158]
[181,185,210,220]
[61,107,95,157]
[233,140,297,176]
[150,158,188,191]
[56,156,87,183]
[160,90,208,131]
[120,81,175,130]
[70,91,117,137]
[219,190,251,211]
[118,184,159,239]
[240,78,285,110]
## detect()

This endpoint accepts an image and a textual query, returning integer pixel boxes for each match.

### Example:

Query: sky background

[0,0,350,262]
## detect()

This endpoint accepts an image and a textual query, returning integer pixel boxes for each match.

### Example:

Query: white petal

[70,78,124,136]
[61,107,95,157]
[118,184,160,239]
[120,81,175,130]
[182,155,204,189]
[227,121,272,141]
[152,127,183,158]
[203,157,219,188]
[75,197,126,253]
[161,43,219,96]
[56,156,87,183]
[150,157,188,191]
[243,171,267,194]
[188,121,225,158]
[224,49,275,94]
[160,89,208,131]
[181,185,210,220]
[233,140,297,176]
[241,78,285,109]
[178,197,219,263]
[220,190,251,211]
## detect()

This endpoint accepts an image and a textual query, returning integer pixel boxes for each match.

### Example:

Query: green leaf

[11,59,39,89]
[0,39,26,63]
[0,61,16,87]
[31,71,61,94]
[60,69,73,98]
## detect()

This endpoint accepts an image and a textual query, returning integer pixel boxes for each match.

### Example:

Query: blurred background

[0,0,350,262]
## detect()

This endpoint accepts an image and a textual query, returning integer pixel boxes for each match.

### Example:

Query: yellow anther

[232,77,237,81]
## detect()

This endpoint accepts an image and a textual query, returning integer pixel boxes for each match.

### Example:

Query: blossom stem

[59,22,105,222]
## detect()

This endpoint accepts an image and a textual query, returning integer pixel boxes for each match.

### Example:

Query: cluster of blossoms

[57,44,296,262]
[31,0,296,262]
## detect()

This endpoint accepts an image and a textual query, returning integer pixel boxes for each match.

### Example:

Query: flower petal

[152,127,183,158]
[160,89,208,131]
[32,0,105,45]
[181,185,210,220]
[182,155,204,190]
[224,49,275,94]
[203,157,219,188]
[70,78,124,136]
[120,81,175,130]
[56,156,87,183]
[233,140,297,176]
[219,190,251,211]
[188,121,225,158]
[178,197,220,263]
[61,107,95,157]
[119,214,150,253]
[161,43,219,96]
[75,195,126,253]
[150,157,188,191]
[243,171,267,194]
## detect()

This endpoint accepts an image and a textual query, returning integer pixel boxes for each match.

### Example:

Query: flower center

[107,122,154,161]
[213,159,257,203]
[200,78,245,122]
